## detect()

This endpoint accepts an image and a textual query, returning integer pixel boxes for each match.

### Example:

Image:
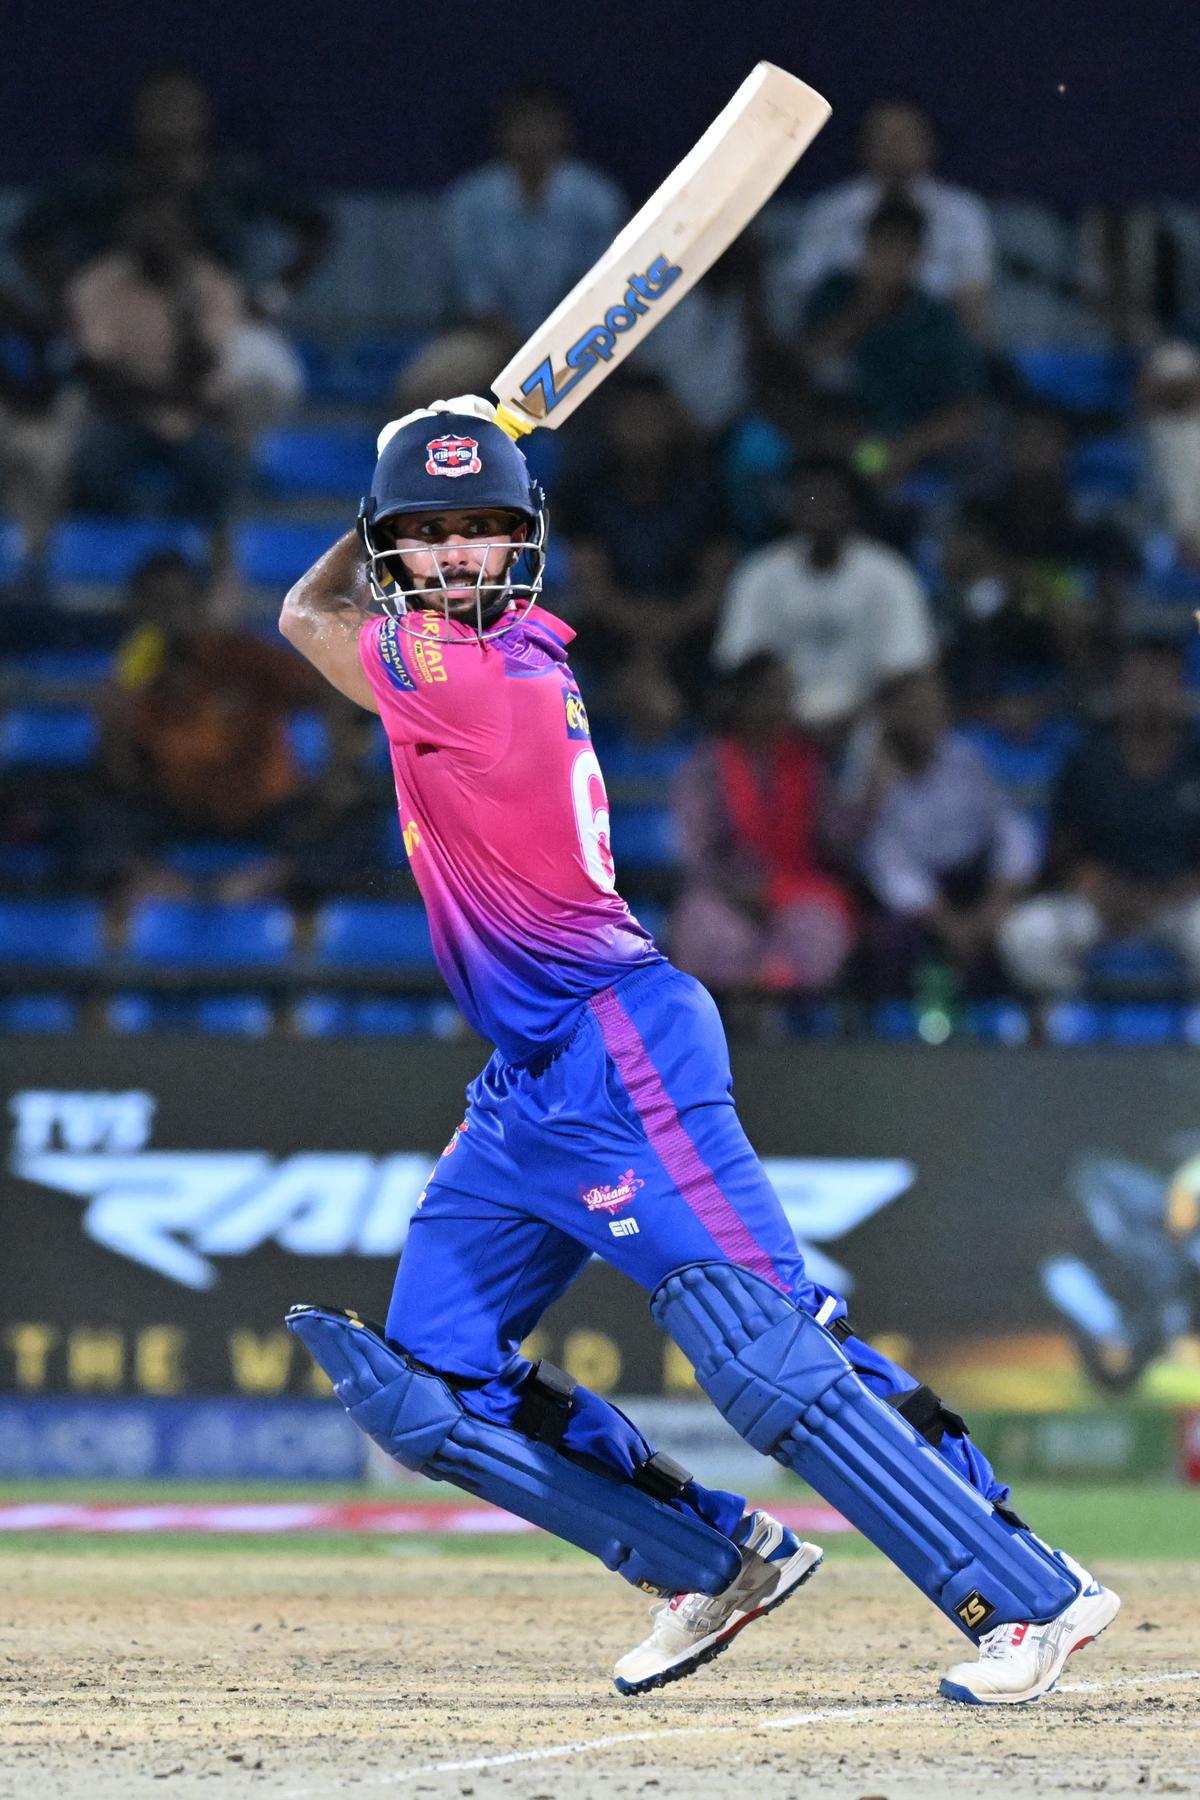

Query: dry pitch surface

[0,1547,1196,1800]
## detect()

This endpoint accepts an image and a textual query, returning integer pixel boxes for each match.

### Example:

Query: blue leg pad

[287,1305,741,1598]
[651,1262,1079,1639]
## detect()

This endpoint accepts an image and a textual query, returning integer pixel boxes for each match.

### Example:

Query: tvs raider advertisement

[2,1039,1198,1410]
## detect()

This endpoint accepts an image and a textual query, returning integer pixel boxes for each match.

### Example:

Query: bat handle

[494,401,537,442]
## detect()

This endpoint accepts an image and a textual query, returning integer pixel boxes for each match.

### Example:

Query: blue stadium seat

[0,994,78,1032]
[0,899,103,965]
[294,337,422,406]
[235,521,346,588]
[596,733,695,790]
[0,846,54,884]
[108,993,275,1034]
[0,706,98,767]
[126,900,294,966]
[1142,526,1200,602]
[963,1000,1031,1045]
[313,899,435,967]
[256,427,377,498]
[8,648,115,685]
[294,993,456,1036]
[48,519,207,585]
[627,901,667,942]
[287,710,331,775]
[610,805,679,870]
[1106,1003,1182,1045]
[870,1000,921,1042]
[1011,347,1137,414]
[1082,939,1186,988]
[160,841,273,880]
[1069,435,1142,504]
[784,1000,844,1039]
[1044,1001,1104,1045]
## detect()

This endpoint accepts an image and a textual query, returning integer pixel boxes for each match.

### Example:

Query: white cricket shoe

[613,1510,822,1696]
[940,1553,1121,1705]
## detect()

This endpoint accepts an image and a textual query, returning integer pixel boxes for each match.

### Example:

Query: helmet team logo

[425,435,482,478]
[580,1170,644,1214]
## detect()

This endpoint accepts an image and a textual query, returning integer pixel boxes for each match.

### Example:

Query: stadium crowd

[2,71,1200,1039]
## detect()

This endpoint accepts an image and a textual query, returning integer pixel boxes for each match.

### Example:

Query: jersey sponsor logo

[441,1117,467,1157]
[7,1091,913,1292]
[410,636,448,685]
[425,434,482,478]
[518,255,683,418]
[580,1169,644,1214]
[564,686,590,740]
[377,620,417,691]
[402,820,422,857]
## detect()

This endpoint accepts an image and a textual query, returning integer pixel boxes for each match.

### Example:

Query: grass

[0,1479,1195,1559]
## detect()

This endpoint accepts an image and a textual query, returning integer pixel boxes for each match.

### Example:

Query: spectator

[670,654,855,991]
[712,456,936,738]
[1139,339,1200,564]
[66,195,249,527]
[799,196,986,483]
[785,99,995,334]
[558,374,734,737]
[0,287,81,586]
[999,638,1200,995]
[87,552,325,902]
[442,82,625,340]
[13,65,320,423]
[638,234,772,437]
[937,503,1076,705]
[980,403,1136,576]
[853,667,1040,991]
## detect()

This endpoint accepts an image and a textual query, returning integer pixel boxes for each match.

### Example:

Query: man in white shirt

[785,101,994,335]
[442,82,625,340]
[712,458,937,735]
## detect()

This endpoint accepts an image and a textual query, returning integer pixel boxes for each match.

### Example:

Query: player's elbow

[278,588,305,644]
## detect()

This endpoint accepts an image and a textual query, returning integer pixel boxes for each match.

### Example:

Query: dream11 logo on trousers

[7,1090,915,1294]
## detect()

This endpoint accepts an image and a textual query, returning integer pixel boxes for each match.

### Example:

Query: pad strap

[513,1360,576,1447]
[888,1384,968,1447]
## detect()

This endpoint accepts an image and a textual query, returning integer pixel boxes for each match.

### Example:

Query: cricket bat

[490,62,830,441]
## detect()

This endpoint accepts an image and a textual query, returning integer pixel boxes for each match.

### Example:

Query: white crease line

[278,1667,1200,1795]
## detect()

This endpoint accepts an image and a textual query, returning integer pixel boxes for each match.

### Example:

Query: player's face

[381,510,529,615]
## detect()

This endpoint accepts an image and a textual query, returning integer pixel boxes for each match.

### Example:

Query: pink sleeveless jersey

[358,604,662,1061]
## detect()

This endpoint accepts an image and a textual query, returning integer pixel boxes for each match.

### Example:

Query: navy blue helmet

[358,411,547,636]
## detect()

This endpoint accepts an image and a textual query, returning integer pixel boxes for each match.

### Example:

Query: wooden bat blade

[491,63,830,438]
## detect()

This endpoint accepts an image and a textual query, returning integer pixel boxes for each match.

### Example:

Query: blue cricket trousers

[388,961,1004,1545]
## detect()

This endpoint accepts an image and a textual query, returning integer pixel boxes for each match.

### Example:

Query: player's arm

[278,531,379,714]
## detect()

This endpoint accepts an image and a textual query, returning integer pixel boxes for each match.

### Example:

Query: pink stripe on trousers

[588,985,787,1291]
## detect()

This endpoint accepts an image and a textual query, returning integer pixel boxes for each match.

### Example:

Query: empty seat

[1082,939,1186,990]
[108,993,275,1034]
[1069,435,1142,503]
[1011,347,1136,414]
[294,993,457,1036]
[0,899,103,964]
[610,805,679,870]
[1044,1001,1104,1045]
[126,900,294,965]
[312,899,435,967]
[256,427,377,498]
[963,1000,1031,1045]
[160,841,274,880]
[48,519,207,584]
[287,710,331,775]
[0,993,77,1032]
[235,521,346,588]
[0,706,97,767]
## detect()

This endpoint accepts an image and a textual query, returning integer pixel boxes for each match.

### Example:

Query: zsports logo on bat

[519,254,683,418]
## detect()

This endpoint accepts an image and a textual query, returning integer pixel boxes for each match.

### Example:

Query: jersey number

[570,749,616,893]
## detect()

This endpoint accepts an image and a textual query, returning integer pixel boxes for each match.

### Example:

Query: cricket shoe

[940,1553,1121,1705]
[613,1510,822,1696]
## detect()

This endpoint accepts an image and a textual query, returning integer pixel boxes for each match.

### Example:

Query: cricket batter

[280,397,1118,1702]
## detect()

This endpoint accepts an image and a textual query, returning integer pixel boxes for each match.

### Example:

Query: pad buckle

[633,1451,692,1502]
[513,1360,576,1448]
